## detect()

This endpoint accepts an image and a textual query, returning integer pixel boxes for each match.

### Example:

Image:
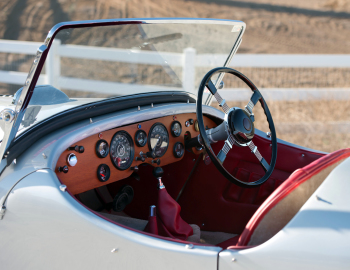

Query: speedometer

[148,123,169,157]
[110,131,134,170]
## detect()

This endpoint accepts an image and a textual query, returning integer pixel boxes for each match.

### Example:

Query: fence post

[45,39,61,88]
[182,47,196,94]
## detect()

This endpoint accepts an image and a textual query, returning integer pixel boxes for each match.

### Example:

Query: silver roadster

[0,18,349,270]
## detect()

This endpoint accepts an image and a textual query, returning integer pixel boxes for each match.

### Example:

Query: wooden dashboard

[56,113,217,194]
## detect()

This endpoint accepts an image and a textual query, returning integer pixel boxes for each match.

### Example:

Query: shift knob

[153,167,164,179]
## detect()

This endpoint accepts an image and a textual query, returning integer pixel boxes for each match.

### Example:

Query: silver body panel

[219,156,350,270]
[0,170,220,269]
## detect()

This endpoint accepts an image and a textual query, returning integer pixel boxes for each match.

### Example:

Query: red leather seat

[218,148,350,249]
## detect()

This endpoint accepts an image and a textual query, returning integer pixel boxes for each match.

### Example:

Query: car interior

[53,98,341,249]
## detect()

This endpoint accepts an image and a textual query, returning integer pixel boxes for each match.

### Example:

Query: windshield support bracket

[0,45,48,162]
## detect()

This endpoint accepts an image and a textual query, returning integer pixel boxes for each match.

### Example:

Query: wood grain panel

[56,113,216,194]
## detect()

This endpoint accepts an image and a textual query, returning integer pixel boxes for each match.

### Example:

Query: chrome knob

[67,153,77,167]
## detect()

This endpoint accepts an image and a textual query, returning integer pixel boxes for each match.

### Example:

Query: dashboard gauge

[171,121,182,137]
[97,164,110,182]
[96,140,109,158]
[135,130,147,147]
[148,123,169,157]
[173,142,185,158]
[110,131,134,170]
[194,120,199,132]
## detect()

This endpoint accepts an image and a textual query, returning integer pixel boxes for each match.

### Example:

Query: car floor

[99,211,237,245]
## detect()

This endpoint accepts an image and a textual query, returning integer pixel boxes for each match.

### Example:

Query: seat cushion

[217,148,350,249]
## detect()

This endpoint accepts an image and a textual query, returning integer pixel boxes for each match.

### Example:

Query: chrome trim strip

[0,168,50,220]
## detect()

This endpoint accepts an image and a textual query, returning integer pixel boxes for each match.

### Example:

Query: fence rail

[0,39,349,100]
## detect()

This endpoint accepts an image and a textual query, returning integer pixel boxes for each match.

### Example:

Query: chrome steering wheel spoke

[206,80,231,114]
[217,134,236,163]
[244,91,261,119]
[248,141,270,172]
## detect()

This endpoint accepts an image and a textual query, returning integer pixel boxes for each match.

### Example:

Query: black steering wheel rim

[196,67,277,188]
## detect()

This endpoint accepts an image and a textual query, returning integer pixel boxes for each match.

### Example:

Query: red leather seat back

[235,148,350,247]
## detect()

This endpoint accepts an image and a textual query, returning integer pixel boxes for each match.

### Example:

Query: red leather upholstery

[157,188,193,240]
[224,148,350,249]
[178,134,325,234]
[144,216,158,235]
[107,133,324,234]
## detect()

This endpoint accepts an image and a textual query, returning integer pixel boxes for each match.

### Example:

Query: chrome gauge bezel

[97,164,111,182]
[135,130,147,147]
[170,121,182,137]
[148,122,169,158]
[110,130,134,170]
[173,142,184,158]
[95,139,109,158]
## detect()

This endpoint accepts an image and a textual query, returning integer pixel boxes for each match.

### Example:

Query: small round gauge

[171,121,182,137]
[173,142,185,158]
[148,123,169,157]
[110,131,134,170]
[96,140,109,158]
[97,164,110,182]
[135,130,147,147]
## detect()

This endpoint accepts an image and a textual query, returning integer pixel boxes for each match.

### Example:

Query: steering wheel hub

[228,108,254,144]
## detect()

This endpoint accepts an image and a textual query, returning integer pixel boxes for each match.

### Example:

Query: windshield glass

[14,19,244,136]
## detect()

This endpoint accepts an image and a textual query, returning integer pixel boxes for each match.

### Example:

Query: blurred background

[0,0,349,152]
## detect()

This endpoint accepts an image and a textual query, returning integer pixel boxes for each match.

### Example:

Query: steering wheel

[196,67,277,188]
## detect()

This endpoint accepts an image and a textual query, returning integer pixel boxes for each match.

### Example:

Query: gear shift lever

[153,167,165,189]
[144,205,158,235]
[148,166,193,240]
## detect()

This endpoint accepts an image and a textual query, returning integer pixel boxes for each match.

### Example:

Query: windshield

[12,19,244,138]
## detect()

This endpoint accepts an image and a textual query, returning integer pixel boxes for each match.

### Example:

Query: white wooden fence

[0,39,349,100]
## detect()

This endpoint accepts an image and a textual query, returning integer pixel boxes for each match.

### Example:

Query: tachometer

[148,123,169,157]
[110,131,134,170]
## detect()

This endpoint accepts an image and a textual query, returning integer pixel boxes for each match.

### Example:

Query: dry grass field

[0,0,349,153]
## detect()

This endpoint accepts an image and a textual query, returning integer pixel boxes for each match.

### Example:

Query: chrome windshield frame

[0,18,245,164]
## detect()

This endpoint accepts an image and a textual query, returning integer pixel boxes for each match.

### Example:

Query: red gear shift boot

[157,188,193,240]
[144,216,159,235]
